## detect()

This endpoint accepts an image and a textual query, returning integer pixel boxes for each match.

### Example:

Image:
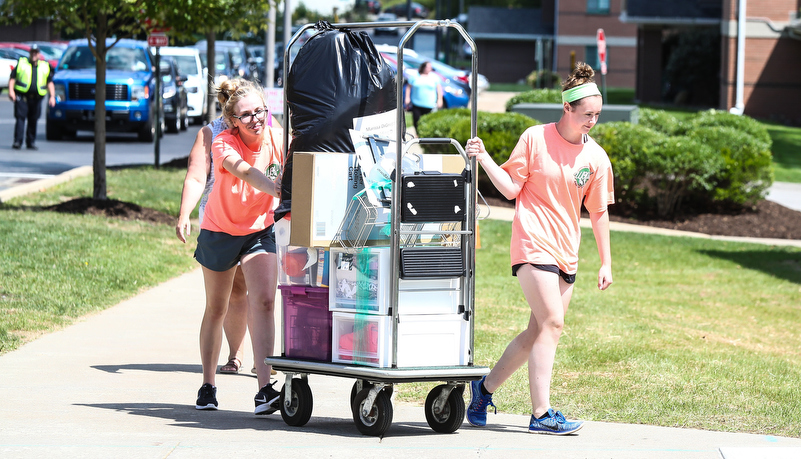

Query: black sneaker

[195,383,218,410]
[26,144,38,150]
[254,382,281,415]
[12,143,21,150]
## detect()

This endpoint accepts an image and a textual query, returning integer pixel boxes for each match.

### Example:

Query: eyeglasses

[232,107,268,124]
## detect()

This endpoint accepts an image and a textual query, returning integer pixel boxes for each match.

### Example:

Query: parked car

[198,49,231,86]
[377,44,489,94]
[24,41,68,61]
[195,40,257,82]
[47,38,161,142]
[158,56,188,133]
[0,46,30,61]
[157,46,207,124]
[379,51,470,109]
[0,55,14,90]
[375,12,400,35]
[0,42,60,68]
[384,2,428,18]
[358,0,382,14]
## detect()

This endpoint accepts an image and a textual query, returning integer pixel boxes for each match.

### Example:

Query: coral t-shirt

[500,123,614,274]
[201,127,283,236]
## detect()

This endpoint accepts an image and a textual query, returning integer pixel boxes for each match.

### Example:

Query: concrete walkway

[2,170,801,458]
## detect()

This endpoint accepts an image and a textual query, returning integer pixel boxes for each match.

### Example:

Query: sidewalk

[2,181,801,459]
[2,268,801,459]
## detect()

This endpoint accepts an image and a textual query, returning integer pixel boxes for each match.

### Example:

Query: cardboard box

[290,152,466,248]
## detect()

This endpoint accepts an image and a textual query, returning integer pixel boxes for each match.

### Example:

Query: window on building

[587,0,610,15]
[585,45,605,71]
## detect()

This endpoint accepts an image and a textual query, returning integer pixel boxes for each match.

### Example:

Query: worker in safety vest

[8,44,55,150]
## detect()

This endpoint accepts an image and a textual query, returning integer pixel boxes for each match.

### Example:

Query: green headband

[561,83,601,104]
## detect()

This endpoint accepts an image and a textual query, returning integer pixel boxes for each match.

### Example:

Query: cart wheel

[351,387,393,436]
[424,384,465,433]
[350,380,393,407]
[279,378,313,427]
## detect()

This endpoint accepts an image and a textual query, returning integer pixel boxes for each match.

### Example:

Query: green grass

[397,219,801,438]
[2,167,801,437]
[0,166,197,352]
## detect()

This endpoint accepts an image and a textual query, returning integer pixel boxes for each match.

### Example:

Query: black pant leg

[25,97,42,147]
[13,97,28,146]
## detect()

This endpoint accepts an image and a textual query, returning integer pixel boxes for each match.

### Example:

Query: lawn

[1,165,800,438]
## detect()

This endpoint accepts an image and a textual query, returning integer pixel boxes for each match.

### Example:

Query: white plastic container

[329,247,461,315]
[331,312,470,368]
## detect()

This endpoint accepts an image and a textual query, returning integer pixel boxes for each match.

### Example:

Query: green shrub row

[417,101,774,219]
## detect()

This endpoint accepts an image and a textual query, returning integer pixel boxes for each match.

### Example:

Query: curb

[0,165,93,203]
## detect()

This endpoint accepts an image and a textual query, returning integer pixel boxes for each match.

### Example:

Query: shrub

[591,122,666,211]
[688,126,774,206]
[688,109,772,146]
[525,69,561,90]
[416,108,540,199]
[638,107,685,136]
[644,136,723,218]
[505,89,562,111]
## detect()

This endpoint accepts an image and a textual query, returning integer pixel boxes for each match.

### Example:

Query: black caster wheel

[350,379,393,407]
[424,384,465,433]
[279,378,313,427]
[351,387,393,436]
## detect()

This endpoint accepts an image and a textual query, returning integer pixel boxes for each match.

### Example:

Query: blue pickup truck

[46,38,161,142]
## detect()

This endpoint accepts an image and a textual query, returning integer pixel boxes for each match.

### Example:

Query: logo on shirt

[265,164,281,180]
[574,167,593,188]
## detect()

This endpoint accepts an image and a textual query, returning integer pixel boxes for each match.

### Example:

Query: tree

[0,0,152,200]
[0,0,273,200]
[155,0,274,123]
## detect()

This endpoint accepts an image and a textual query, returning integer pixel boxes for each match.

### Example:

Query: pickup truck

[46,38,160,142]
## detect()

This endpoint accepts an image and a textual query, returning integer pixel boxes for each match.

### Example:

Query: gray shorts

[195,226,276,272]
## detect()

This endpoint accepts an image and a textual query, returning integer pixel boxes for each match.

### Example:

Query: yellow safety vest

[14,57,50,97]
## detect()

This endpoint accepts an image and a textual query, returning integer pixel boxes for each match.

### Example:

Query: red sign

[148,33,168,47]
[596,28,607,75]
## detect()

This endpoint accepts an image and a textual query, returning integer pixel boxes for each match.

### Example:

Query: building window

[585,45,605,71]
[587,0,610,14]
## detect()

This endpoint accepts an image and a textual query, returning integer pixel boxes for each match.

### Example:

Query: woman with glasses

[191,78,285,415]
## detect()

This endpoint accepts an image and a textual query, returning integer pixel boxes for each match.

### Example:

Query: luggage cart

[266,19,487,436]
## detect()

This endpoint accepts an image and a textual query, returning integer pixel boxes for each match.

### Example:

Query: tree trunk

[92,12,109,201]
[206,31,216,123]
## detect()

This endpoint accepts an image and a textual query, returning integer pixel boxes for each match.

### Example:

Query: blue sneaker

[466,376,496,427]
[529,408,583,435]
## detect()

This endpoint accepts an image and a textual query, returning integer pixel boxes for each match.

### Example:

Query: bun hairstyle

[217,78,266,129]
[562,62,595,92]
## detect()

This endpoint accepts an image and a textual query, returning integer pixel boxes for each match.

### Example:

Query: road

[0,97,201,192]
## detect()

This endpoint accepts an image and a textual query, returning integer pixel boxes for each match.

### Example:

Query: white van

[155,46,208,124]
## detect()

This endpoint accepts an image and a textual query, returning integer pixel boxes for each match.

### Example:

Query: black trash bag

[274,21,399,221]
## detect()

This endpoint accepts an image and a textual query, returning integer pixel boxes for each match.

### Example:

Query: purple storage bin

[280,285,332,362]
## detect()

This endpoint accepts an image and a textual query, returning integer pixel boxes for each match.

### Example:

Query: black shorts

[195,226,276,272]
[512,263,576,284]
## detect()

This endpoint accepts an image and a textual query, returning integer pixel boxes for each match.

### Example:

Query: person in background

[176,80,249,376]
[464,62,614,435]
[404,60,442,134]
[8,44,55,150]
[191,79,284,414]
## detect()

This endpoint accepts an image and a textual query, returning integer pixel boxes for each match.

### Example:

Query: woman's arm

[176,126,213,243]
[589,209,613,290]
[465,137,523,200]
[436,83,443,109]
[221,151,279,198]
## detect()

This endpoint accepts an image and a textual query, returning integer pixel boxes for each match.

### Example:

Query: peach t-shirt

[500,123,614,274]
[201,127,283,236]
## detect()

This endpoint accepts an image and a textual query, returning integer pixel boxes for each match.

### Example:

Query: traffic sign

[596,28,607,75]
[148,33,168,47]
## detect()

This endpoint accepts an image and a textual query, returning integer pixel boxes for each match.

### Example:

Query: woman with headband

[464,62,614,434]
